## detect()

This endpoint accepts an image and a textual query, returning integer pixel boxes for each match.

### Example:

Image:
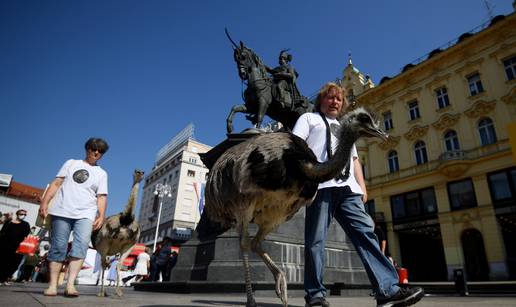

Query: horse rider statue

[266,49,301,111]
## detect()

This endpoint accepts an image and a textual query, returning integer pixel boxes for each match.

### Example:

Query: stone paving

[1,282,516,307]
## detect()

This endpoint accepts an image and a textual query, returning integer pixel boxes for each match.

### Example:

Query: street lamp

[152,183,172,252]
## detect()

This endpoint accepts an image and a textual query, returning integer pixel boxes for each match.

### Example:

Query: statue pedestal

[168,210,369,291]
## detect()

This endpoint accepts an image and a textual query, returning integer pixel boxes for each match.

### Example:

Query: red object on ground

[397,267,409,284]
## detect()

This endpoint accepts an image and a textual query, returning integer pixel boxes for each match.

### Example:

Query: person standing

[293,83,424,307]
[155,237,173,281]
[165,251,178,281]
[39,137,109,297]
[134,247,151,282]
[0,209,31,285]
[150,245,161,281]
[374,221,387,255]
[106,255,120,286]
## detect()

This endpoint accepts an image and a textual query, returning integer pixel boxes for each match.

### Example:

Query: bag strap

[318,112,349,181]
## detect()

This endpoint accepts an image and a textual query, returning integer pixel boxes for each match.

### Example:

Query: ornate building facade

[342,8,516,281]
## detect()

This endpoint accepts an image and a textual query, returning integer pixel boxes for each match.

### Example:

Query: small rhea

[91,169,144,297]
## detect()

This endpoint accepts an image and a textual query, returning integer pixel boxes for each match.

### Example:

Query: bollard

[453,269,469,296]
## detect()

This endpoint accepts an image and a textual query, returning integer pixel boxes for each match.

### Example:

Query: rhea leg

[251,226,288,307]
[239,221,256,307]
[115,246,134,297]
[97,257,107,297]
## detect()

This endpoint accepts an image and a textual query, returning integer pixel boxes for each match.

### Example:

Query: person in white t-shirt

[293,83,423,307]
[39,137,109,297]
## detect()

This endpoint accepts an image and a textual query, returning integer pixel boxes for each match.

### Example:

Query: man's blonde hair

[314,82,349,119]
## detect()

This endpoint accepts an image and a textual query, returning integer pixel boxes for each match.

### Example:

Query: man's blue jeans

[304,187,400,300]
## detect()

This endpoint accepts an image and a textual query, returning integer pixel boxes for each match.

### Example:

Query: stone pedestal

[171,209,369,289]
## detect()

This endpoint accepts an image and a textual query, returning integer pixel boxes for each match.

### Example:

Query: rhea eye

[357,113,370,123]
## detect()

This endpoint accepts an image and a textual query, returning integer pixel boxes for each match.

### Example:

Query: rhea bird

[204,107,388,307]
[91,169,144,297]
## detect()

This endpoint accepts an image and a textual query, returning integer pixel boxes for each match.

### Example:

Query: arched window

[414,141,428,165]
[388,150,399,173]
[444,130,460,151]
[478,118,497,146]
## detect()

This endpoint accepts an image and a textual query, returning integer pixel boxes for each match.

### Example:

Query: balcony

[368,139,510,186]
[437,150,471,178]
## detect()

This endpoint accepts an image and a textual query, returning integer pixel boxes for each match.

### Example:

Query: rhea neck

[123,178,141,217]
[301,121,357,183]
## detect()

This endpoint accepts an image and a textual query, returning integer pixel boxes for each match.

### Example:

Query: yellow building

[341,8,516,281]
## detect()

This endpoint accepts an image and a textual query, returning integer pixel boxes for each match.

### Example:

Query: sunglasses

[88,148,106,154]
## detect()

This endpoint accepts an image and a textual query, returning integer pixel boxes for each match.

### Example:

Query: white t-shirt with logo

[292,112,363,194]
[49,159,108,221]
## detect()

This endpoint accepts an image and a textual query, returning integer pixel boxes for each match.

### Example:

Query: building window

[187,170,195,177]
[388,150,399,173]
[503,55,516,81]
[435,87,450,109]
[383,111,393,131]
[414,141,428,165]
[444,130,460,151]
[408,100,420,120]
[390,187,437,221]
[478,117,497,146]
[189,157,197,164]
[487,168,516,206]
[467,73,484,96]
[448,178,477,210]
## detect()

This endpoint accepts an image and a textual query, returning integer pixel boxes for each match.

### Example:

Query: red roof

[6,181,44,204]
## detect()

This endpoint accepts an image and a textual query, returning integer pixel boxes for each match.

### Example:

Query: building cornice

[378,136,401,151]
[464,99,497,118]
[404,125,429,141]
[501,85,516,105]
[432,113,461,130]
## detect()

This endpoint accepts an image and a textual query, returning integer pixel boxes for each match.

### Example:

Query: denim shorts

[47,215,93,262]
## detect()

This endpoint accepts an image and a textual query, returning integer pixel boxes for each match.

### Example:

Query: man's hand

[39,203,48,219]
[93,215,105,230]
[362,191,368,204]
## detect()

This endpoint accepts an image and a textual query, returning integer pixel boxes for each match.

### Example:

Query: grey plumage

[205,108,388,307]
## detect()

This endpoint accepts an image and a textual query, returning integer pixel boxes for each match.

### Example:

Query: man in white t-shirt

[293,83,423,307]
[39,137,109,297]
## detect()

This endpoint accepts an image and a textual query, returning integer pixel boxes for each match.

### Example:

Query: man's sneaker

[305,296,330,307]
[376,286,424,307]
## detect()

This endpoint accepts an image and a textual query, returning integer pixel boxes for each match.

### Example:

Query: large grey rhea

[204,107,388,307]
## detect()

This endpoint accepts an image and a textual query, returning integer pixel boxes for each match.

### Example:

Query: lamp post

[152,183,172,252]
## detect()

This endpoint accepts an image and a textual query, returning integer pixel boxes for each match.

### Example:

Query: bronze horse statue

[225,31,313,133]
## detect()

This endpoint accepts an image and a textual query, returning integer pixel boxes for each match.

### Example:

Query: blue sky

[1,0,514,217]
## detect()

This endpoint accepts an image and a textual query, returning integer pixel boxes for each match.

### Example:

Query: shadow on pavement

[140,300,285,307]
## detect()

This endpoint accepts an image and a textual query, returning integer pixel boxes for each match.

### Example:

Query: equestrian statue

[225,29,313,134]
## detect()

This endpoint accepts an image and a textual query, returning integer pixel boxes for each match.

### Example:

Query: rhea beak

[376,129,389,142]
[364,126,389,141]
